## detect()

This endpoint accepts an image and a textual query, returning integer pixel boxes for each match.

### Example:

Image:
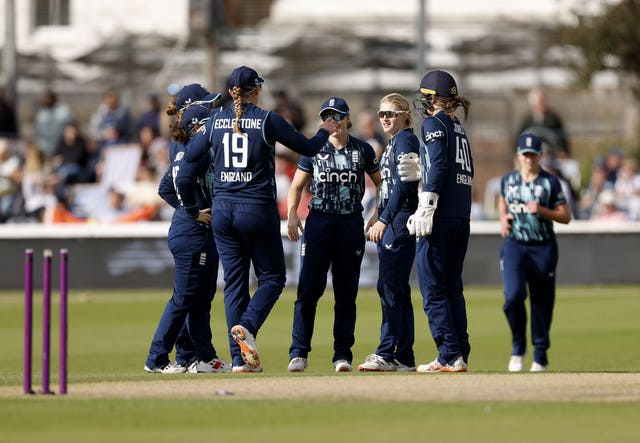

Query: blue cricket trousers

[375,209,416,366]
[212,199,286,367]
[416,216,471,365]
[146,223,219,368]
[500,236,557,366]
[290,211,365,363]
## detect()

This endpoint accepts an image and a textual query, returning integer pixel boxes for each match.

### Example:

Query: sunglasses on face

[377,110,408,119]
[321,113,347,122]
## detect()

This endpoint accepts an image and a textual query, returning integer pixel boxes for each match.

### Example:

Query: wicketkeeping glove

[406,191,439,237]
[397,152,421,182]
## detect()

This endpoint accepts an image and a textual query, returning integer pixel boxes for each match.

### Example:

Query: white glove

[407,191,439,237]
[397,153,421,182]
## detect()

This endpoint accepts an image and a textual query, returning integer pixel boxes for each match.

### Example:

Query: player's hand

[196,208,212,224]
[397,152,421,182]
[499,213,514,238]
[407,192,438,237]
[287,213,304,241]
[527,200,540,215]
[367,220,387,243]
[319,118,338,135]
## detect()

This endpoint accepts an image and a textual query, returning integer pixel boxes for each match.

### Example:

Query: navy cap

[228,66,264,92]
[517,133,542,155]
[175,83,209,111]
[319,97,350,116]
[180,105,211,134]
[419,70,458,98]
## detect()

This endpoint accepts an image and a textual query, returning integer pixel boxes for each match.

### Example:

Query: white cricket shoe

[188,358,231,373]
[508,355,525,372]
[530,362,548,372]
[358,354,397,372]
[288,357,308,372]
[231,324,260,368]
[232,364,263,373]
[334,360,352,373]
[144,362,187,374]
[417,355,468,373]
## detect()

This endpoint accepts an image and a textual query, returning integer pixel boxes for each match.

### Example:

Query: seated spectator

[137,93,161,133]
[591,189,629,222]
[614,157,640,221]
[51,122,91,186]
[272,89,306,131]
[0,138,22,222]
[138,124,169,181]
[578,160,610,219]
[21,142,58,221]
[89,88,132,146]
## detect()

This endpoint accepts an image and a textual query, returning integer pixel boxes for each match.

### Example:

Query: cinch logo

[424,130,444,143]
[380,166,392,180]
[508,202,529,214]
[317,169,358,183]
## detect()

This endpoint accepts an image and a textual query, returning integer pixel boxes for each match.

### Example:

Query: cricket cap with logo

[419,70,458,98]
[228,66,264,93]
[517,133,542,155]
[319,97,350,117]
[175,83,210,111]
[180,105,211,134]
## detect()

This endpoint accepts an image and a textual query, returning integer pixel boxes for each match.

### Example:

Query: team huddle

[144,66,569,375]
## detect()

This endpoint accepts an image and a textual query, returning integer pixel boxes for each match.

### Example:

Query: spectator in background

[21,142,57,221]
[356,111,386,158]
[614,157,640,220]
[0,86,19,137]
[517,87,570,157]
[51,122,90,186]
[137,93,161,133]
[0,138,22,222]
[578,160,609,219]
[89,88,132,146]
[591,189,629,223]
[273,89,306,131]
[33,90,74,158]
[138,124,169,181]
[603,147,624,187]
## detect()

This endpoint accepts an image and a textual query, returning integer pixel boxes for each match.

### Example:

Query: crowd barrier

[1,221,639,290]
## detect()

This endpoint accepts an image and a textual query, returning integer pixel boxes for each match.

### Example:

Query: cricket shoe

[232,364,263,373]
[530,362,548,372]
[508,355,525,372]
[358,354,397,372]
[288,357,308,372]
[188,358,231,373]
[231,324,260,368]
[144,362,187,374]
[417,355,468,373]
[333,360,352,373]
[393,359,416,372]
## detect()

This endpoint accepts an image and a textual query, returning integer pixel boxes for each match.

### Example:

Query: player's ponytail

[168,108,189,143]
[231,86,244,134]
[166,102,179,116]
[434,95,471,121]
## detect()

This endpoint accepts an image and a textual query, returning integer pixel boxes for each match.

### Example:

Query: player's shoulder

[394,128,419,151]
[422,115,447,142]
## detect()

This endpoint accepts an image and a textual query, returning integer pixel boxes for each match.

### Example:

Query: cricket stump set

[23,248,68,395]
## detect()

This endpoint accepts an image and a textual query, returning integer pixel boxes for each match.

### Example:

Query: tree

[558,0,640,97]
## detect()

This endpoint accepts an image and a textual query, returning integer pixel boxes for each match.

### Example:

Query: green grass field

[1,285,639,442]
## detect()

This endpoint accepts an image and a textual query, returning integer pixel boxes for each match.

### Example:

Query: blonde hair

[379,93,412,127]
[230,86,245,134]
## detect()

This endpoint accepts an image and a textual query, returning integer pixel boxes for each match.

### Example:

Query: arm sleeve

[183,119,213,163]
[157,168,179,209]
[266,112,329,157]
[422,118,448,194]
[379,132,420,224]
[175,160,201,219]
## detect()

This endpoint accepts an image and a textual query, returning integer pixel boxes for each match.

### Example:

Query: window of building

[34,0,70,27]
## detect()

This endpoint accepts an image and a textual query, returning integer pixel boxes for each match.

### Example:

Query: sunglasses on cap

[377,110,408,119]
[321,113,347,122]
